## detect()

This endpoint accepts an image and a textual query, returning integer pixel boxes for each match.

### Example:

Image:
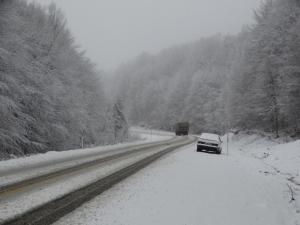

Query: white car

[197,133,222,154]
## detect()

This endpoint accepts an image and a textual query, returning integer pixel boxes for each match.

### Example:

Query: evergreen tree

[112,98,128,142]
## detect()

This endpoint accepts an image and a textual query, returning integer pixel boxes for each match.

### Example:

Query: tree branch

[287,183,295,203]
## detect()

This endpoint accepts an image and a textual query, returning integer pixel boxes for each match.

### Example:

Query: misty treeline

[108,0,300,137]
[0,0,129,159]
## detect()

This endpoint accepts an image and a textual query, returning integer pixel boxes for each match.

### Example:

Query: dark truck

[175,122,189,135]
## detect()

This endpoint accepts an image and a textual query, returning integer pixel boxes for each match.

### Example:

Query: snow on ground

[0,127,174,223]
[230,132,300,185]
[0,127,172,177]
[1,129,299,224]
[54,132,300,225]
[0,140,178,223]
[129,126,174,140]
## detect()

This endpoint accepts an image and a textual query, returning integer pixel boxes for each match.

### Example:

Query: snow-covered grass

[230,132,300,185]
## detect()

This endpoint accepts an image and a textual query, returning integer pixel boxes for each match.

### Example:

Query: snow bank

[0,127,172,174]
[230,132,300,185]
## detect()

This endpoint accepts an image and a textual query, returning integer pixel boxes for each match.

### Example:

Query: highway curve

[2,136,197,225]
[0,136,181,195]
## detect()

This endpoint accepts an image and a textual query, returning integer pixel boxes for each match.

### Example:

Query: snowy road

[0,128,299,225]
[54,134,299,225]
[0,128,190,224]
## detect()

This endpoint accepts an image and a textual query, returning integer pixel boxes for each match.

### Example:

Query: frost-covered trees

[276,0,300,134]
[108,0,300,138]
[0,1,109,158]
[112,98,128,142]
[0,0,46,156]
[229,0,300,136]
[109,35,232,134]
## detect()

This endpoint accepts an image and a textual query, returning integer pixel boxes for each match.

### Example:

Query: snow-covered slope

[230,133,300,186]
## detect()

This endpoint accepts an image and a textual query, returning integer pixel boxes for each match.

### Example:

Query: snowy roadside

[54,133,300,225]
[0,127,174,223]
[0,127,172,175]
[1,128,299,224]
[230,133,300,186]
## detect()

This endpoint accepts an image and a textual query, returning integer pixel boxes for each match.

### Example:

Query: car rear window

[199,133,219,142]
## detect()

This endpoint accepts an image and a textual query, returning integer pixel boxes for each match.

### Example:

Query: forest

[107,0,300,138]
[1,0,300,158]
[0,0,128,159]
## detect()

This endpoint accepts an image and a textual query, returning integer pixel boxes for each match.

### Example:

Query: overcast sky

[30,0,262,72]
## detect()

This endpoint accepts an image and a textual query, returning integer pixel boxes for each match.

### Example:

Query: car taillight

[198,141,205,144]
[212,144,218,146]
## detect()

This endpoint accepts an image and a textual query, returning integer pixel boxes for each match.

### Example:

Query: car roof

[199,133,220,142]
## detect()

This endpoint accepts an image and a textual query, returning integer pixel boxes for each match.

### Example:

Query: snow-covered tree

[228,0,300,137]
[0,1,110,158]
[112,98,128,142]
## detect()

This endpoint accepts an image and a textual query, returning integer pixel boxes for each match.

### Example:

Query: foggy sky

[30,0,262,71]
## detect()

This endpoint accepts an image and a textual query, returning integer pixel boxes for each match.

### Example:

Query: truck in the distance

[175,122,189,135]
